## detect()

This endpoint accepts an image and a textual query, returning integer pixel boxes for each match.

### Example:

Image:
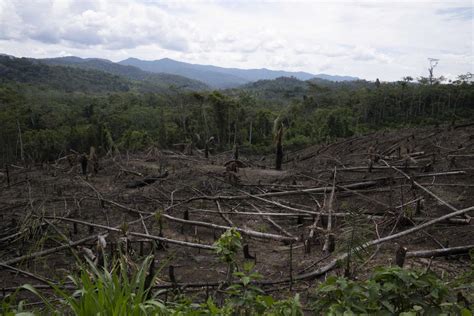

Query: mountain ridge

[1,53,360,90]
[119,57,359,89]
[40,56,209,90]
[0,55,131,93]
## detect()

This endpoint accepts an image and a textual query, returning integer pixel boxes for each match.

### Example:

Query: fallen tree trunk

[336,170,466,186]
[45,216,216,250]
[126,171,169,188]
[188,180,379,201]
[296,205,474,280]
[250,203,295,238]
[101,196,297,242]
[188,207,470,224]
[160,212,298,242]
[406,244,474,258]
[244,194,470,225]
[1,234,98,266]
[381,161,471,220]
[0,203,184,267]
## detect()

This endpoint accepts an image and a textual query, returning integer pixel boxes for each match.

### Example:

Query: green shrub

[213,227,242,265]
[225,262,303,316]
[311,266,471,315]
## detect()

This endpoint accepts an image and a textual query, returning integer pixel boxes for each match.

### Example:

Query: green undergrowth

[1,230,472,315]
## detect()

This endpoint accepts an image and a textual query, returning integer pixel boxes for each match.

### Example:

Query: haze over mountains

[119,57,359,88]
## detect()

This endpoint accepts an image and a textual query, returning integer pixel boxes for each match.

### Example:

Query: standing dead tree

[80,154,88,175]
[16,120,24,162]
[89,146,99,175]
[274,121,284,171]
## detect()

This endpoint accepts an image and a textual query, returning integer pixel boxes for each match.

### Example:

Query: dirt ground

[1,124,473,307]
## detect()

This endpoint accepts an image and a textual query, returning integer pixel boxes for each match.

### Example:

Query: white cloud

[0,0,472,80]
[0,0,193,50]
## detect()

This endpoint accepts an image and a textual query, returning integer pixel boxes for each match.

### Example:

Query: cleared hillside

[1,124,473,312]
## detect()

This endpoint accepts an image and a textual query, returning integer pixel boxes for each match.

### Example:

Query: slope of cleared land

[1,124,473,305]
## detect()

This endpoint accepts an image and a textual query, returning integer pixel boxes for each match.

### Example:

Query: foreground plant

[226,262,303,316]
[4,230,303,315]
[1,296,34,316]
[311,266,472,315]
[213,227,242,282]
[23,255,169,315]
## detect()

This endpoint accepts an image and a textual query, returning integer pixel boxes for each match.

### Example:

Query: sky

[0,0,472,81]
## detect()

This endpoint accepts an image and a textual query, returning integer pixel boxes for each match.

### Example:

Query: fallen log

[0,203,184,267]
[250,203,295,238]
[216,201,234,226]
[339,165,425,172]
[188,180,379,201]
[187,207,470,224]
[97,196,297,242]
[160,212,298,242]
[126,171,169,188]
[296,205,474,280]
[1,234,98,266]
[0,263,54,286]
[406,244,474,258]
[336,170,467,186]
[45,217,216,250]
[381,161,471,220]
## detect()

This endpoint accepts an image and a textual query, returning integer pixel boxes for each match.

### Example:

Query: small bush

[311,266,471,315]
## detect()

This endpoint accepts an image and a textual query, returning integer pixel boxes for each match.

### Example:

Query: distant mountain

[120,58,248,89]
[0,55,130,93]
[1,53,359,92]
[119,57,359,89]
[312,74,360,82]
[41,56,209,91]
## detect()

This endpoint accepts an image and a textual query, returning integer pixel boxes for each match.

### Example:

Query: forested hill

[236,76,310,100]
[119,57,359,89]
[0,52,472,165]
[41,56,209,91]
[232,76,374,102]
[0,55,131,93]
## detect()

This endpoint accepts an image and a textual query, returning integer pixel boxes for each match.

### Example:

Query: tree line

[0,68,472,164]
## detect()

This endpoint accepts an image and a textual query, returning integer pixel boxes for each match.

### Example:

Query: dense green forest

[40,56,209,91]
[0,55,473,163]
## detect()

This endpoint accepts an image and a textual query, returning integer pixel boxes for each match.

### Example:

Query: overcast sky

[0,0,472,81]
